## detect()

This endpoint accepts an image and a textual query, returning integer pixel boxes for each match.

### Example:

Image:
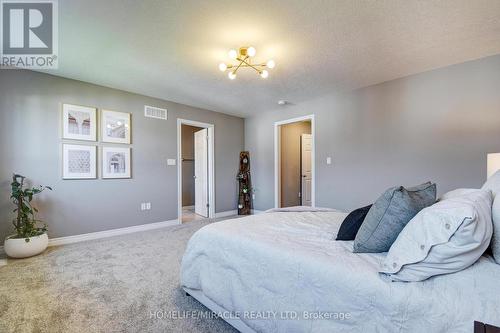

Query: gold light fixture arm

[239,58,266,74]
[219,46,274,79]
[232,55,249,75]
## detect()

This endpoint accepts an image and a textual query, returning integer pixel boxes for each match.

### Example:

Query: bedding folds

[181,211,500,333]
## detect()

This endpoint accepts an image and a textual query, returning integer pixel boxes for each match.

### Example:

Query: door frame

[274,114,315,208]
[177,119,215,222]
[300,133,312,206]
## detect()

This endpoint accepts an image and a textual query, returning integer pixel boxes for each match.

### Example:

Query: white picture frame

[102,146,131,179]
[62,144,97,179]
[62,104,97,141]
[101,110,131,144]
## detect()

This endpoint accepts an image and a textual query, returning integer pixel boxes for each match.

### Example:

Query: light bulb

[228,71,236,80]
[117,121,123,126]
[266,59,275,69]
[247,46,256,57]
[218,63,227,72]
[228,49,237,59]
[260,70,269,79]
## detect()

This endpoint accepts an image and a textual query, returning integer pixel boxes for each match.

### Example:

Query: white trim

[214,210,238,218]
[215,209,264,219]
[177,119,215,222]
[214,210,261,218]
[274,114,316,208]
[276,124,282,206]
[182,205,195,210]
[184,287,256,333]
[47,219,179,247]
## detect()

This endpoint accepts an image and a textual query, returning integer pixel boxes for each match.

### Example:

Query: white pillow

[439,188,478,201]
[482,170,500,264]
[380,189,493,282]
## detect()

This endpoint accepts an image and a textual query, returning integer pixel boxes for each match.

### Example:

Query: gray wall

[280,121,311,207]
[0,70,243,240]
[246,54,500,212]
[181,124,202,206]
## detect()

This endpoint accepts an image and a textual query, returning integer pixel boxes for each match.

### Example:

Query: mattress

[180,211,500,332]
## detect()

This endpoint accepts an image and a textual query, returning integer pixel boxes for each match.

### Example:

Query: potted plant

[4,174,52,259]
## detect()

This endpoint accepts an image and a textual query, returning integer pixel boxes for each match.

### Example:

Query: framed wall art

[102,146,131,179]
[62,144,97,179]
[62,104,97,141]
[101,110,131,144]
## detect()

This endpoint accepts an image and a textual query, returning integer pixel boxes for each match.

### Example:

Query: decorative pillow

[439,188,478,201]
[380,189,493,282]
[336,205,372,240]
[353,182,436,253]
[482,170,500,264]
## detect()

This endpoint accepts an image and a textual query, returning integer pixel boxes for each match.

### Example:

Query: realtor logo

[1,0,58,69]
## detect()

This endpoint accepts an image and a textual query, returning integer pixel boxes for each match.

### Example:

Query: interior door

[301,134,312,206]
[194,128,208,217]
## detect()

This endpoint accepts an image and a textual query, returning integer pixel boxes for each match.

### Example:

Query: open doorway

[274,115,315,208]
[177,119,215,223]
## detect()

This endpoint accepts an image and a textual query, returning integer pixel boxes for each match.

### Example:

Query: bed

[180,210,500,333]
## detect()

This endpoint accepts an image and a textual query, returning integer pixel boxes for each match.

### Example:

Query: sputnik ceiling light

[219,46,275,80]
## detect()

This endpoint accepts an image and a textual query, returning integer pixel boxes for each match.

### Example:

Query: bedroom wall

[0,70,243,240]
[246,54,500,211]
[280,121,311,207]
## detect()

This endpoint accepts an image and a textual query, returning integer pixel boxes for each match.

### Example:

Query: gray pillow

[353,182,436,253]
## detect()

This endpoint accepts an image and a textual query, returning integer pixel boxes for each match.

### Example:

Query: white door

[301,134,312,207]
[194,128,208,217]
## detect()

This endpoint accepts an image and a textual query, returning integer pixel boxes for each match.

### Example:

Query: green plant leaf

[10,174,52,238]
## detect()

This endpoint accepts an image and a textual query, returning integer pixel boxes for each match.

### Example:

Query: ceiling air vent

[144,105,167,120]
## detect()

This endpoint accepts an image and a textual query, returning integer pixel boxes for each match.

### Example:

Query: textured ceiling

[42,0,500,117]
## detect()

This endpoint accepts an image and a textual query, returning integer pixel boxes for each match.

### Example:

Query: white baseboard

[214,209,263,218]
[182,205,194,210]
[48,219,180,247]
[215,210,238,218]
[0,210,263,253]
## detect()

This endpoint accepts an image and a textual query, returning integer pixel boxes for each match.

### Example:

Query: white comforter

[180,211,500,333]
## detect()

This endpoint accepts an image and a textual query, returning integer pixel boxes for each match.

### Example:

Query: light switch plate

[167,159,176,166]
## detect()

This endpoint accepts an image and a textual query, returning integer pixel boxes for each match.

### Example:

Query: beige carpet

[0,218,240,333]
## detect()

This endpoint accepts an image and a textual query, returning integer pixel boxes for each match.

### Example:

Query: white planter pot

[4,233,49,259]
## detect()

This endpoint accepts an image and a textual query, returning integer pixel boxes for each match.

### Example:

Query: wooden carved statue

[237,151,252,215]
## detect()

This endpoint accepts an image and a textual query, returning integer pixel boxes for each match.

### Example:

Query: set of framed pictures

[61,104,132,179]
